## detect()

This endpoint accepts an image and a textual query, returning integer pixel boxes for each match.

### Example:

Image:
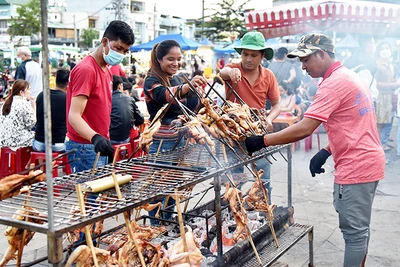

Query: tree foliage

[80,28,100,49]
[198,0,250,42]
[8,0,41,37]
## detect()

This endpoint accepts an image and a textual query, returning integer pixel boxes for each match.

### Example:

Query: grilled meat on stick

[0,170,46,200]
[118,239,162,267]
[244,169,276,215]
[223,183,248,242]
[65,245,119,267]
[168,226,203,267]
[139,106,166,153]
[0,207,45,267]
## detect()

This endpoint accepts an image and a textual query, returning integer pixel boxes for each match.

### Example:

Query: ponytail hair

[2,80,29,116]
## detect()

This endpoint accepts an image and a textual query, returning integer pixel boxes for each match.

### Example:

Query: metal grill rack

[0,160,214,235]
[0,143,295,266]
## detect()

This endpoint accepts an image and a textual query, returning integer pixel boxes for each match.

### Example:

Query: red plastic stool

[0,147,32,178]
[304,126,321,152]
[29,151,72,177]
[112,143,133,162]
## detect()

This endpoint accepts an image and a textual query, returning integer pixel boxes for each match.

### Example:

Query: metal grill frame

[0,143,292,266]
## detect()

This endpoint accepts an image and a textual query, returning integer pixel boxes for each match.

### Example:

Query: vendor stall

[244,0,400,38]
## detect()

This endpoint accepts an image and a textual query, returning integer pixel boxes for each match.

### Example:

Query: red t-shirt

[109,64,126,77]
[305,62,385,184]
[224,63,280,109]
[66,55,113,143]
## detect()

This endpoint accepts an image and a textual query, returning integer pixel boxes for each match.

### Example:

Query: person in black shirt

[109,75,138,144]
[32,68,69,152]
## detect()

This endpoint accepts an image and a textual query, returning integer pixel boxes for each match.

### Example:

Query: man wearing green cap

[245,33,385,267]
[220,30,281,200]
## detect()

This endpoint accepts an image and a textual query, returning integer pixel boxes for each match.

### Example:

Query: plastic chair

[0,147,32,178]
[304,126,321,152]
[29,151,72,177]
[112,143,133,163]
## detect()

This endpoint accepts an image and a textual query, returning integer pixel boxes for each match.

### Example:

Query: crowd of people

[0,19,398,267]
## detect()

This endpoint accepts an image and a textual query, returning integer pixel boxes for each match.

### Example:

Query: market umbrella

[200,38,215,47]
[213,39,241,54]
[130,34,202,52]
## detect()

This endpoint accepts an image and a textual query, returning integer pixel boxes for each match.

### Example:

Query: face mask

[380,49,391,59]
[103,39,124,66]
[16,57,23,64]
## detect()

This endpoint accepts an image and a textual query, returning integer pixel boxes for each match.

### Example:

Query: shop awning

[244,0,400,38]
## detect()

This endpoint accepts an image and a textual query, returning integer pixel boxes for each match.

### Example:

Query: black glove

[91,134,114,157]
[245,135,266,156]
[309,149,331,177]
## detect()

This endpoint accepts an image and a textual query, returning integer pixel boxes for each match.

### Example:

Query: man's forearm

[69,114,97,142]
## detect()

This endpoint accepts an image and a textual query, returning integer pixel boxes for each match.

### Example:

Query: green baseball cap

[234,31,274,60]
[288,33,335,58]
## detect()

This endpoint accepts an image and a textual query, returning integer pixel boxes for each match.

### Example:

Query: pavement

[0,120,399,266]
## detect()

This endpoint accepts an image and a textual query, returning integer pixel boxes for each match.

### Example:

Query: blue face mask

[16,57,23,64]
[103,39,124,66]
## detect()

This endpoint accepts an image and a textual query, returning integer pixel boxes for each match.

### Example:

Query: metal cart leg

[214,174,223,256]
[48,232,64,266]
[308,227,314,267]
[287,145,292,207]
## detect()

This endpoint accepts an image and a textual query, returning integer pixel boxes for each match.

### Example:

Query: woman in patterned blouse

[0,80,36,150]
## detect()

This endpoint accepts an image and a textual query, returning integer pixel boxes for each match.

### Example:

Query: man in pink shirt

[245,33,385,267]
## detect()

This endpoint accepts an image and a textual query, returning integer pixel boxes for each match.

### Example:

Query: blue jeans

[148,138,184,225]
[110,138,130,145]
[32,139,65,152]
[65,139,108,173]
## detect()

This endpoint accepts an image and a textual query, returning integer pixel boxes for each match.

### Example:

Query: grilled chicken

[0,170,46,200]
[168,226,203,267]
[65,245,119,267]
[0,206,45,267]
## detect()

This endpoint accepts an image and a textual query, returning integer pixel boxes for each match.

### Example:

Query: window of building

[130,1,143,13]
[89,19,96,28]
[0,20,7,29]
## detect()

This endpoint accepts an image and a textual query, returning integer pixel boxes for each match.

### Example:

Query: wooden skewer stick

[75,184,100,267]
[111,150,146,267]
[91,152,101,176]
[221,146,262,266]
[175,189,190,264]
[16,192,31,267]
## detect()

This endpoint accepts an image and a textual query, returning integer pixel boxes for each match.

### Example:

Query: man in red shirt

[246,33,385,267]
[220,31,281,201]
[66,20,135,172]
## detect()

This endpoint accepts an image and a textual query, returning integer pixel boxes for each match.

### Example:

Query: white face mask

[380,49,392,59]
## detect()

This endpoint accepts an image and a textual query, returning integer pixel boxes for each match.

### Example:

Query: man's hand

[309,148,331,177]
[245,135,266,156]
[229,68,242,83]
[91,134,114,157]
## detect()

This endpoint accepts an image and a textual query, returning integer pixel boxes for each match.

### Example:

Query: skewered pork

[0,170,46,200]
[0,206,45,267]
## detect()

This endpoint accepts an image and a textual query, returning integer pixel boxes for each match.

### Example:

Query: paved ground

[0,120,399,266]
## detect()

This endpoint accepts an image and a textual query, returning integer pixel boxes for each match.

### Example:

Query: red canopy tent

[244,0,400,38]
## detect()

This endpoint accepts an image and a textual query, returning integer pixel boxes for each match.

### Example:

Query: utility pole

[73,14,77,47]
[202,0,205,40]
[113,0,126,21]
